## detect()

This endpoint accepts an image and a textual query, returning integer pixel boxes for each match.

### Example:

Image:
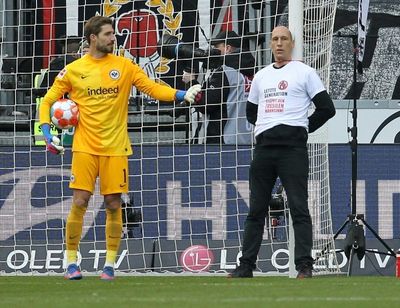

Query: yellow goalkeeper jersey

[39,53,177,156]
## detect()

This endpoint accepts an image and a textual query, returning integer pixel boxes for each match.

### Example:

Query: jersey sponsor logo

[109,69,120,80]
[57,68,67,79]
[278,80,288,90]
[87,86,119,96]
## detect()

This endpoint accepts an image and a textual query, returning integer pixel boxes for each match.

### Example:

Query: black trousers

[240,145,313,270]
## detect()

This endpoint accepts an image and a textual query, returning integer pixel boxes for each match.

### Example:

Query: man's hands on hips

[176,84,202,104]
[41,123,65,155]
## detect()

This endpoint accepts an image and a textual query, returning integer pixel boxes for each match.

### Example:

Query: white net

[0,0,339,276]
[303,0,339,274]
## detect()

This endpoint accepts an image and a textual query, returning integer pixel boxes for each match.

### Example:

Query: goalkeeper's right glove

[41,123,65,155]
[175,84,202,104]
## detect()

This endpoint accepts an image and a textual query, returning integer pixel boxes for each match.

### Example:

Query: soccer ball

[50,98,79,129]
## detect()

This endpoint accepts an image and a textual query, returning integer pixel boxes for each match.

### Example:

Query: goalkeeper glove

[175,84,202,104]
[41,123,65,155]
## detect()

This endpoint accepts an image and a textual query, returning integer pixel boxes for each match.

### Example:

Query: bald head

[271,26,293,41]
[270,26,295,65]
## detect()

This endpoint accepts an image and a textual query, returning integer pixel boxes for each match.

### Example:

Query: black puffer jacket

[195,49,256,144]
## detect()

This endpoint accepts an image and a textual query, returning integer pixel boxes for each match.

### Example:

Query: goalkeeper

[39,15,201,280]
[228,26,335,279]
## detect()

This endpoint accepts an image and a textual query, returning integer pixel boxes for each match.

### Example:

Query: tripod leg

[361,218,396,257]
[347,247,355,277]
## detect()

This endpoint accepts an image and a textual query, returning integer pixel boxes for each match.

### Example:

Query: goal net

[0,0,340,276]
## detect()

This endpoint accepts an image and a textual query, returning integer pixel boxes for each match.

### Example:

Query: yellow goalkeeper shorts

[70,152,129,195]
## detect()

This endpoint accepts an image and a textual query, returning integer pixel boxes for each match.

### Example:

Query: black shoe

[296,265,313,279]
[227,264,253,278]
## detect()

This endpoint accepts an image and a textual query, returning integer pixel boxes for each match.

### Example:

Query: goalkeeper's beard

[96,43,114,54]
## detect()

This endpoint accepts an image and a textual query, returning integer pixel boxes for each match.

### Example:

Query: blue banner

[1,145,399,243]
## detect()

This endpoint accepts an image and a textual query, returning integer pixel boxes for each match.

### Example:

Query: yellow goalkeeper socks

[66,250,78,266]
[105,250,118,268]
[65,203,87,264]
[105,208,122,267]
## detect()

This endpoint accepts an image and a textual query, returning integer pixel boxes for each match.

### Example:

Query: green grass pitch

[1,276,400,307]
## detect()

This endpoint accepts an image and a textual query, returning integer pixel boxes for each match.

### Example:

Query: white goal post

[0,0,340,276]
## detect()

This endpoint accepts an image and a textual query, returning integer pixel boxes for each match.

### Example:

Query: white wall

[327,100,400,143]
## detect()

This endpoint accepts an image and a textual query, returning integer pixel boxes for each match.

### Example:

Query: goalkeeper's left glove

[41,123,65,155]
[175,84,202,104]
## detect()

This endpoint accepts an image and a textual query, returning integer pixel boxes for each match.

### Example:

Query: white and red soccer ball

[50,98,79,129]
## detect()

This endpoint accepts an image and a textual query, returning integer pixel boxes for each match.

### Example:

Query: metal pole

[350,36,358,216]
[288,0,303,279]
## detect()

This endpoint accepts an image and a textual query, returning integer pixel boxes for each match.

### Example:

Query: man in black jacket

[40,36,81,88]
[194,31,256,144]
[228,26,336,279]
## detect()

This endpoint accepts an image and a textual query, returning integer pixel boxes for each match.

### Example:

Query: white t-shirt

[247,61,325,137]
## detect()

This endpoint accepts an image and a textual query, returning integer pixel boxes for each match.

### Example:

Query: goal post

[0,0,340,276]
[288,0,304,279]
